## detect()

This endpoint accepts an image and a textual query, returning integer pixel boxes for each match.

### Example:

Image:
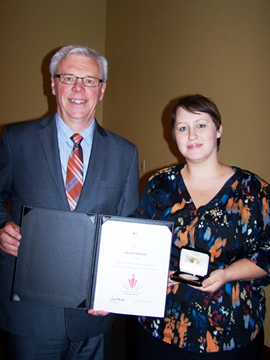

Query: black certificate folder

[12,206,174,312]
[12,206,99,309]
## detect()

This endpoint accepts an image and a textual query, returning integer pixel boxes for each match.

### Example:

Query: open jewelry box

[170,247,210,287]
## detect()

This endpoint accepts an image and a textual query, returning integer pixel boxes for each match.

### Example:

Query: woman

[130,95,270,359]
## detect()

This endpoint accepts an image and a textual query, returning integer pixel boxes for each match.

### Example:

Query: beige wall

[0,0,106,126]
[104,0,270,346]
[1,0,270,347]
[104,0,270,184]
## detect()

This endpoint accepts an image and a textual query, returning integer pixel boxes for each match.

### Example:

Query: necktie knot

[71,133,83,147]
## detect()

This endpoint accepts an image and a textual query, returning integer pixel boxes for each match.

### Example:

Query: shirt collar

[55,113,95,146]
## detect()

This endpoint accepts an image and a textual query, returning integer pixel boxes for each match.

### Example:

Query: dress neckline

[176,164,241,212]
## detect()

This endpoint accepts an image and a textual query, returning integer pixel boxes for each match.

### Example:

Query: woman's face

[174,107,222,163]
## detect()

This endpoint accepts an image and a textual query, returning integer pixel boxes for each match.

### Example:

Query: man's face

[51,54,106,131]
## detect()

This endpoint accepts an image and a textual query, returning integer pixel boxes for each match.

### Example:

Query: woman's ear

[217,125,223,138]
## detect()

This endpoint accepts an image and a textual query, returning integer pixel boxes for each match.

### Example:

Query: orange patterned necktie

[65,133,83,211]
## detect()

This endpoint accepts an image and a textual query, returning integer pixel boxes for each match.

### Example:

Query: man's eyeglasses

[54,74,104,87]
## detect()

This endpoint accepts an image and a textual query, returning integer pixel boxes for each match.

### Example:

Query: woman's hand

[167,270,179,287]
[194,269,228,293]
[191,258,268,293]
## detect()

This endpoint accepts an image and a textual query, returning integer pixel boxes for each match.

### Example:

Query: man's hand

[87,309,109,316]
[0,222,21,257]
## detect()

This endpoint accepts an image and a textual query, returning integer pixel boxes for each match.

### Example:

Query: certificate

[93,217,172,317]
[12,207,173,317]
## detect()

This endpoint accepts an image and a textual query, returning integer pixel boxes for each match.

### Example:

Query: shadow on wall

[139,96,187,196]
[40,47,62,119]
[161,96,185,165]
[0,47,61,129]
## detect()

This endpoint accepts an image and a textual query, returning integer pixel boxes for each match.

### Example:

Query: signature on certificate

[109,296,125,304]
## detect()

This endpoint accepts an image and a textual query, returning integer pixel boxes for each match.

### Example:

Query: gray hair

[49,45,108,81]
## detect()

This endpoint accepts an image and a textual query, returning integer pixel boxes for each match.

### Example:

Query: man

[0,45,139,359]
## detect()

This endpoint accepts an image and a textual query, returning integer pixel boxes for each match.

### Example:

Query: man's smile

[69,99,87,104]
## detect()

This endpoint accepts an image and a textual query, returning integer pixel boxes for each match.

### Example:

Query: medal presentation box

[12,206,173,317]
[170,247,210,287]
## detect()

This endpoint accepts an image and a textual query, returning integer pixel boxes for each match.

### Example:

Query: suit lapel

[38,114,69,210]
[37,117,107,212]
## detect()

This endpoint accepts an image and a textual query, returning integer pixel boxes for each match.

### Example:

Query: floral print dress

[137,164,270,353]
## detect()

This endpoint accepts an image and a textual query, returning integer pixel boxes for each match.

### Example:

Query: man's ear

[51,77,56,96]
[99,82,107,101]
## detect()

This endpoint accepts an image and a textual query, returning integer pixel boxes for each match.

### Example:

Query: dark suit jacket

[0,113,139,341]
